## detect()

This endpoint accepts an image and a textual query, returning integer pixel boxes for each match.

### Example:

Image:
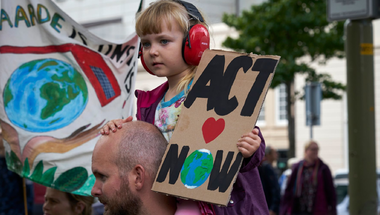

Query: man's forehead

[92,139,119,174]
[97,133,121,149]
[92,135,119,163]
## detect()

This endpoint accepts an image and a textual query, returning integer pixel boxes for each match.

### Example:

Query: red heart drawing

[202,117,225,144]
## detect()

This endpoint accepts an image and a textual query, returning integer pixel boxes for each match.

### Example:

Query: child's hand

[100,116,133,135]
[237,128,261,158]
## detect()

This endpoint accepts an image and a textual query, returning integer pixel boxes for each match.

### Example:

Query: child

[101,0,268,214]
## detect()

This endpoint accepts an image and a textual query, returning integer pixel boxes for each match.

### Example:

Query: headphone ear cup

[183,24,210,66]
[139,45,156,76]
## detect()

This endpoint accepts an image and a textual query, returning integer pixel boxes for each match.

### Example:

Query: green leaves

[23,158,30,176]
[29,160,57,186]
[6,150,23,173]
[222,0,346,99]
[53,167,88,192]
[27,158,88,192]
[4,150,90,194]
[41,166,58,185]
[29,160,88,192]
[30,160,44,180]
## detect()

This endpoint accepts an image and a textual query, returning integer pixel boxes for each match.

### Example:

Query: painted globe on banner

[3,58,88,132]
[180,149,213,189]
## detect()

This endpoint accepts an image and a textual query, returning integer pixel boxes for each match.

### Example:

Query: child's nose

[149,44,158,56]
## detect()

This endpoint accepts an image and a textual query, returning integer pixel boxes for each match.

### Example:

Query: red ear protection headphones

[139,0,210,75]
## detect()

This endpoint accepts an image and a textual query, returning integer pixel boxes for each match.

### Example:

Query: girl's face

[43,188,79,215]
[140,19,192,83]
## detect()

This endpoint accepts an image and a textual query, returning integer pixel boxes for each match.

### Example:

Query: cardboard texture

[151,49,280,206]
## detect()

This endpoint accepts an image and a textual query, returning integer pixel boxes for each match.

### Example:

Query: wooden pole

[22,178,28,215]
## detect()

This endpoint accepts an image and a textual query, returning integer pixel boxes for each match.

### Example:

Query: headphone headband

[175,0,204,22]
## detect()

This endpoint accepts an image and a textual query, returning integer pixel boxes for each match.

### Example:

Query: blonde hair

[135,0,208,93]
[304,140,318,152]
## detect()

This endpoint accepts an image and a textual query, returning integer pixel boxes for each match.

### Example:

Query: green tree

[222,0,345,158]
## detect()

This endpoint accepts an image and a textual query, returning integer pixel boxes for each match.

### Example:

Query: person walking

[259,146,281,215]
[280,140,337,215]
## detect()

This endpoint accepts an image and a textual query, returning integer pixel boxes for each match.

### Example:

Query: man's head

[264,145,278,164]
[91,121,168,215]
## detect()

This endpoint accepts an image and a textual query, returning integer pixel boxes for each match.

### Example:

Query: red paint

[202,117,225,144]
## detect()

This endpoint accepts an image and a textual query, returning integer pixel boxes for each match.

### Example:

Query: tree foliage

[222,0,346,157]
[222,0,345,99]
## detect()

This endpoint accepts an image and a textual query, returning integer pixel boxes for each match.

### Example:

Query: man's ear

[74,201,85,215]
[133,164,145,190]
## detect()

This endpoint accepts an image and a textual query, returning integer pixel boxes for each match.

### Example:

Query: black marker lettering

[156,144,189,184]
[68,27,76,39]
[124,61,135,93]
[184,55,224,110]
[110,45,129,63]
[184,55,252,116]
[77,31,87,46]
[213,56,252,115]
[207,150,243,192]
[241,58,278,116]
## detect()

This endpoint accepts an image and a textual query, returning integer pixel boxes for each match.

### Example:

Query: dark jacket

[135,82,269,215]
[258,161,281,214]
[280,158,337,215]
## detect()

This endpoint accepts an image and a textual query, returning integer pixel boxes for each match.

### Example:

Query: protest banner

[0,0,139,195]
[152,49,280,206]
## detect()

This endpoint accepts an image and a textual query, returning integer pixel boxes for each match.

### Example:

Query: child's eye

[142,42,150,48]
[160,39,169,45]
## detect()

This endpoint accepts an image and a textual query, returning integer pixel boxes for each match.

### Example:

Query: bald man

[91,121,176,215]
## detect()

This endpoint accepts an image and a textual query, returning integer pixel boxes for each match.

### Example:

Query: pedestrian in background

[259,146,281,215]
[278,157,299,196]
[280,140,337,215]
[43,187,94,215]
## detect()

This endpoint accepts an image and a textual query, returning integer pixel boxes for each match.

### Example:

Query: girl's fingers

[252,128,259,135]
[123,116,133,123]
[108,122,118,132]
[100,126,110,135]
[237,145,253,158]
[101,117,133,135]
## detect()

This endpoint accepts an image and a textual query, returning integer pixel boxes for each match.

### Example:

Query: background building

[52,0,380,174]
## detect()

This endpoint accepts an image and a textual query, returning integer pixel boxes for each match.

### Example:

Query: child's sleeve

[238,126,265,173]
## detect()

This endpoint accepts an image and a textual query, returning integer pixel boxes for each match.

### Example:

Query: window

[256,102,266,126]
[276,84,288,125]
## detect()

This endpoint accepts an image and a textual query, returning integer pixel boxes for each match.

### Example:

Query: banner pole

[23,178,28,215]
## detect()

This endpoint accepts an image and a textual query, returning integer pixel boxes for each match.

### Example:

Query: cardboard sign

[152,49,280,206]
